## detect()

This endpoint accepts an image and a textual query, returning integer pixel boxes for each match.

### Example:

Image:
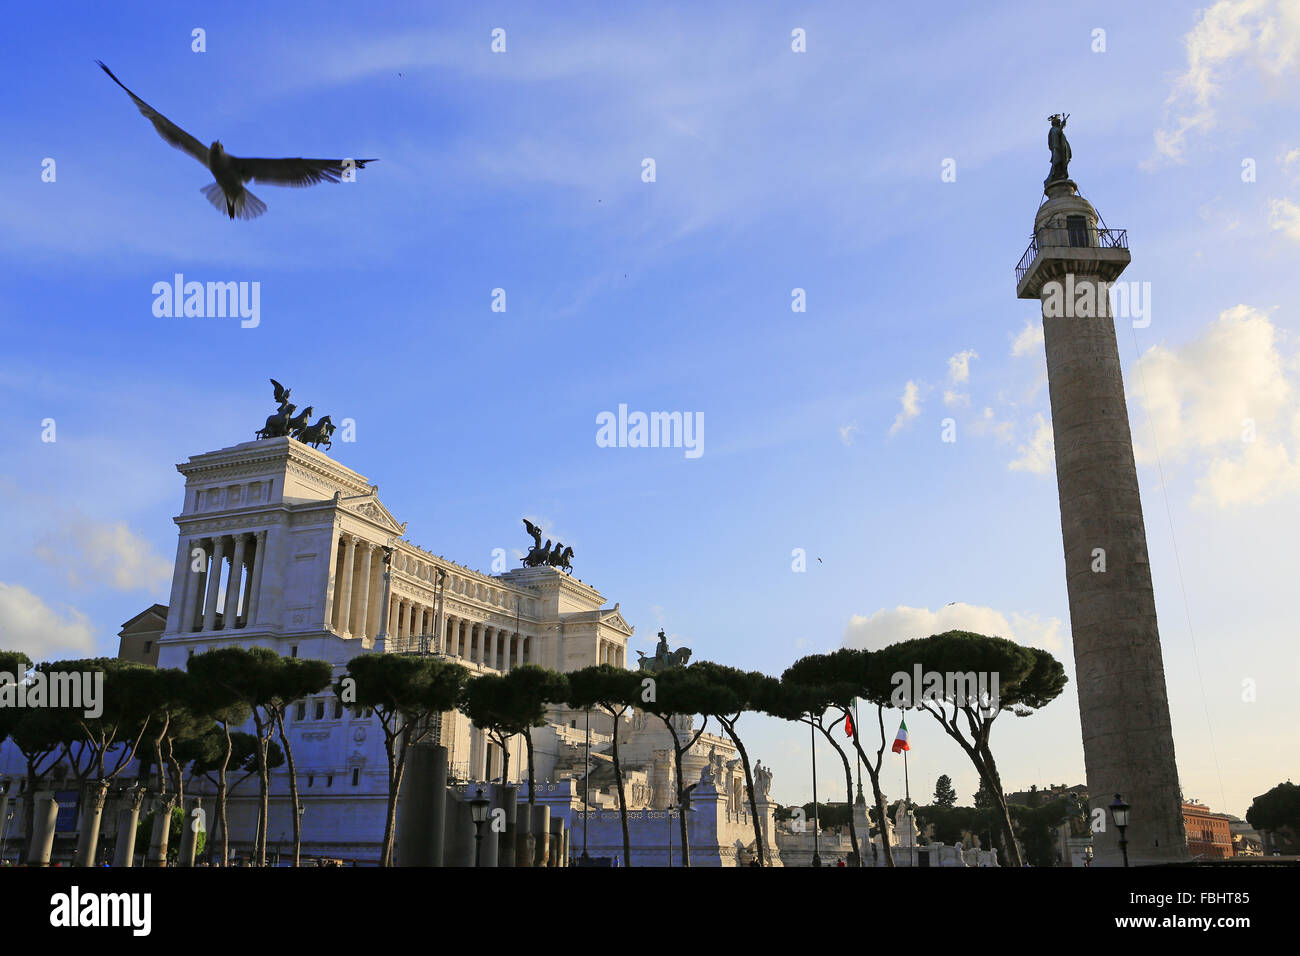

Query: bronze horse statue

[295,415,335,450]
[284,405,313,439]
[256,401,295,439]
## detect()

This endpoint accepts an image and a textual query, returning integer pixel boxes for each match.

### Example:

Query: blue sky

[2,0,1298,818]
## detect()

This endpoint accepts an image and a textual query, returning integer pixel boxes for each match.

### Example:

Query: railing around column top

[1015,226,1128,287]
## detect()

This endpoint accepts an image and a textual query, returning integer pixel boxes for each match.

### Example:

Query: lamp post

[1,809,13,863]
[1109,794,1131,868]
[809,717,821,867]
[432,568,446,655]
[580,705,591,866]
[470,788,491,867]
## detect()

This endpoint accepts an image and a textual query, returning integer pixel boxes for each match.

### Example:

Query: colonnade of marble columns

[598,640,625,668]
[330,535,385,640]
[180,531,267,632]
[329,534,534,670]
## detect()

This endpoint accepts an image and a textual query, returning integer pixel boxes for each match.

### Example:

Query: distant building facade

[1182,801,1234,860]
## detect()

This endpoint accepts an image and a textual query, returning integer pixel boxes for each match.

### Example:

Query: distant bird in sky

[96,60,376,220]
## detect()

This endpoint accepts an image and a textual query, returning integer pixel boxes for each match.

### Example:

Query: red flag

[844,712,854,737]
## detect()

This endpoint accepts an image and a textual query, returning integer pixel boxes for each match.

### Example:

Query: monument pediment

[600,607,633,636]
[340,492,406,535]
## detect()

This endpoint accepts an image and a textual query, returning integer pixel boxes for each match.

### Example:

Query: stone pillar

[177,798,201,867]
[399,600,411,642]
[429,747,448,866]
[445,790,476,867]
[29,795,59,866]
[74,783,107,866]
[549,818,564,867]
[247,530,267,627]
[338,535,357,636]
[496,785,517,867]
[469,623,480,664]
[397,743,447,866]
[1017,178,1187,866]
[114,793,143,868]
[531,804,551,867]
[147,799,174,867]
[176,538,203,634]
[202,536,226,631]
[355,543,373,639]
[223,532,247,628]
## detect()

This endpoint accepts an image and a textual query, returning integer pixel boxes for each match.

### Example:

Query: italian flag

[891,717,910,754]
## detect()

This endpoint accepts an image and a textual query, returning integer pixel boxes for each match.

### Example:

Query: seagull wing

[233,157,376,187]
[97,61,209,167]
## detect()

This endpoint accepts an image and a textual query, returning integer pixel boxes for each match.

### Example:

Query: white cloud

[1151,0,1300,165]
[889,380,922,435]
[1011,319,1044,357]
[842,603,1066,654]
[838,422,861,446]
[1199,439,1300,505]
[1268,197,1300,239]
[947,349,979,384]
[943,389,970,408]
[0,582,95,660]
[1009,412,1055,474]
[970,406,1016,444]
[1130,304,1300,506]
[34,518,172,593]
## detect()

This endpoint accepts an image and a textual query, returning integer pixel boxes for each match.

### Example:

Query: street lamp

[1109,793,1131,868]
[470,788,491,867]
[809,718,821,867]
[1,810,13,863]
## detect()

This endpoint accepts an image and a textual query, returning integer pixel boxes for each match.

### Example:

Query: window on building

[143,641,152,654]
[327,775,333,788]
[333,701,343,719]
[291,645,299,658]
[296,701,306,721]
[351,768,360,786]
[307,775,314,788]
[315,701,325,720]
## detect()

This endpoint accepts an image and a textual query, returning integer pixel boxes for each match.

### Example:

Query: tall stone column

[1016,172,1187,865]
[177,798,202,867]
[246,530,267,627]
[355,543,373,640]
[202,536,226,631]
[165,537,192,634]
[338,535,357,637]
[224,533,248,627]
[29,795,59,866]
[177,537,203,633]
[114,790,144,868]
[74,782,107,866]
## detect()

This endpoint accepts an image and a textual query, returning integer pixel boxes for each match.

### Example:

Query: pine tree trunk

[217,721,232,866]
[822,724,860,866]
[275,710,303,866]
[722,719,766,866]
[610,709,631,868]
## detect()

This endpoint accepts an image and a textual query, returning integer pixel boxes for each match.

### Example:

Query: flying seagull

[97,60,376,220]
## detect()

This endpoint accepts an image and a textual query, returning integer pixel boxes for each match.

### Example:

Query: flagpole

[904,746,913,868]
